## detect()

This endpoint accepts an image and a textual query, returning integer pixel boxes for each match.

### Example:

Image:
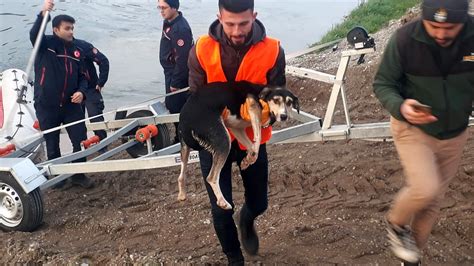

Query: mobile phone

[412,103,432,114]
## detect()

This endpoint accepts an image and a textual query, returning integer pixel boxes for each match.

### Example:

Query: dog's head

[259,86,300,123]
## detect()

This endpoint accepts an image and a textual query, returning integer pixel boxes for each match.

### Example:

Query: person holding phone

[373,0,473,265]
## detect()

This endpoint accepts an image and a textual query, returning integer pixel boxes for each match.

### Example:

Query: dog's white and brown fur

[177,81,299,209]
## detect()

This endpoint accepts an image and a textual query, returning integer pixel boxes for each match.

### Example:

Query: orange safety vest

[196,35,280,149]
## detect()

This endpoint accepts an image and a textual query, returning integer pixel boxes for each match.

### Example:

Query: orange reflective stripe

[196,35,227,83]
[196,35,279,84]
[235,37,279,84]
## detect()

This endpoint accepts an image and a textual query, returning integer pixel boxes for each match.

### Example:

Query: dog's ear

[259,87,272,100]
[293,96,300,114]
[285,91,300,114]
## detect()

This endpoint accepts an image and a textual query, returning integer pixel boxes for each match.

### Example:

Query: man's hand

[170,86,178,92]
[96,85,103,92]
[42,0,54,17]
[71,92,84,104]
[400,99,438,125]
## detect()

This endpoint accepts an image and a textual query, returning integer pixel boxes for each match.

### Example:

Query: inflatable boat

[0,68,41,157]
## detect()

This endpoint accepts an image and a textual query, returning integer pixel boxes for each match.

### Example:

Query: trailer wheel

[123,110,172,158]
[0,173,43,232]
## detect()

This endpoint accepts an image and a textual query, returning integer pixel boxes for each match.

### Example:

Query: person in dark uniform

[74,39,109,142]
[31,0,93,188]
[158,0,193,143]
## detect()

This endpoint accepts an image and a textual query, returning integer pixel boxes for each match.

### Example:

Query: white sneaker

[386,220,421,263]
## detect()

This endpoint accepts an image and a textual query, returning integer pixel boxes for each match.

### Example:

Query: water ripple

[0,13,26,16]
[0,27,13,32]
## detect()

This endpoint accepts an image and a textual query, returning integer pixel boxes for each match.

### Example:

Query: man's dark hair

[52,14,75,28]
[218,0,254,13]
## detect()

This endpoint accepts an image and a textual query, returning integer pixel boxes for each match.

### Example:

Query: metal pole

[17,11,50,104]
[24,11,50,83]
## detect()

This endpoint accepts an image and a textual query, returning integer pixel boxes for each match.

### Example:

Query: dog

[177,81,299,210]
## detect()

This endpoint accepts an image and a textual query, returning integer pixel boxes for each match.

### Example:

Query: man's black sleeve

[30,12,50,49]
[266,46,286,86]
[91,48,110,87]
[170,26,193,89]
[81,40,110,88]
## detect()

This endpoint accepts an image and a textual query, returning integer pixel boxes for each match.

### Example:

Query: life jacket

[195,35,280,149]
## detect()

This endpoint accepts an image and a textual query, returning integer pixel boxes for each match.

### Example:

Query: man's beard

[435,38,454,47]
[231,35,246,46]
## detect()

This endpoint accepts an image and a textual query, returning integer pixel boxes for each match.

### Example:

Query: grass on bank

[316,0,421,45]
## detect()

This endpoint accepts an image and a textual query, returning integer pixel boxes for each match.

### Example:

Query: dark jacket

[188,19,286,91]
[374,17,474,140]
[30,13,88,108]
[159,12,193,89]
[74,39,109,89]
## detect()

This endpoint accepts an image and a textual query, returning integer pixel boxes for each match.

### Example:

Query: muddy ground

[1,13,473,265]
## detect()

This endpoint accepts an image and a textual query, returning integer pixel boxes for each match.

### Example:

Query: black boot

[71,174,94,188]
[211,214,243,265]
[226,250,244,266]
[239,205,259,255]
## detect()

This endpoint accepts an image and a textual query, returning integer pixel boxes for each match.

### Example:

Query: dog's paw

[217,197,232,210]
[241,151,258,170]
[240,155,253,170]
[240,160,250,170]
[177,192,187,201]
[247,151,258,164]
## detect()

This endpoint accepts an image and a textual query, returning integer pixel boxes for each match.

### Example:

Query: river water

[0,0,358,110]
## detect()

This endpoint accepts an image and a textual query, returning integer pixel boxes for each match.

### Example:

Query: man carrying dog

[187,0,286,264]
[158,0,193,143]
[373,0,473,264]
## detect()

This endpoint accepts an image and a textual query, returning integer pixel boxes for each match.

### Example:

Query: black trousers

[84,89,106,140]
[163,68,189,114]
[35,103,87,162]
[164,69,189,142]
[199,141,269,256]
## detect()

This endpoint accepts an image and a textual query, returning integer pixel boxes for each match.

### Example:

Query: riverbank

[317,0,420,45]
